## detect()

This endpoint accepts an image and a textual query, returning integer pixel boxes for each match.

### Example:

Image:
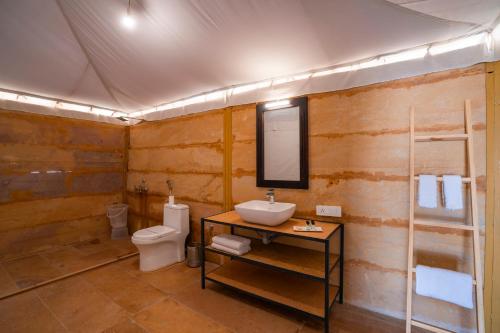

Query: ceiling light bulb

[121,15,136,29]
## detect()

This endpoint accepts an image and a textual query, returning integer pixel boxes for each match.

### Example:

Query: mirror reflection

[263,106,301,181]
[256,96,308,189]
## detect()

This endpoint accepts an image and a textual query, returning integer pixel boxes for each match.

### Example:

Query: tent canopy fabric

[0,0,499,118]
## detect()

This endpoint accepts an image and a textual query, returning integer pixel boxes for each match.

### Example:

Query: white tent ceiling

[0,0,499,119]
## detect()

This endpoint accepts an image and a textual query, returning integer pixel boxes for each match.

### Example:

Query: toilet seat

[132,203,189,271]
[133,225,175,241]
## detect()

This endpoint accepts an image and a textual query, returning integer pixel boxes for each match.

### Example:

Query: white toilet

[132,203,189,272]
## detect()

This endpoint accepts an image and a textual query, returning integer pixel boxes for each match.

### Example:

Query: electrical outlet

[316,205,342,217]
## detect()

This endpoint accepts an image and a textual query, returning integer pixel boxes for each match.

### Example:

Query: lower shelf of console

[206,260,338,318]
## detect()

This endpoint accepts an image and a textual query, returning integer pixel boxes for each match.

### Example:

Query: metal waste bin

[186,242,201,267]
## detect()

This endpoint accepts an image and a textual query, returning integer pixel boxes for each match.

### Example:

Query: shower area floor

[0,237,137,298]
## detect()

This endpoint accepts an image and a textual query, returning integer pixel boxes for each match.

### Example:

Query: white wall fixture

[316,205,342,217]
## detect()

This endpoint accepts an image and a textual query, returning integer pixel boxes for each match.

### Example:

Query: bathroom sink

[234,200,296,226]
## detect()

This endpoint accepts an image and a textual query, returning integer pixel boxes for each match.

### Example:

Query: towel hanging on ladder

[418,175,437,208]
[442,175,463,210]
[415,265,473,309]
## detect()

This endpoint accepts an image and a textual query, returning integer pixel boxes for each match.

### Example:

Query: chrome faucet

[266,189,275,204]
[134,179,149,194]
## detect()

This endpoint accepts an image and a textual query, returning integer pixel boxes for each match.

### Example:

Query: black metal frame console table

[200,211,344,333]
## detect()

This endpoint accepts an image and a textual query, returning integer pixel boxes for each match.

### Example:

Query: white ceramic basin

[234,200,296,226]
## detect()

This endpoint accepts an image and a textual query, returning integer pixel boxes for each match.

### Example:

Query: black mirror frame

[256,96,309,189]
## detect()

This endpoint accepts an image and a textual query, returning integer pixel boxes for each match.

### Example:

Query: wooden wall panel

[230,64,486,332]
[484,61,500,333]
[127,111,224,237]
[0,110,126,257]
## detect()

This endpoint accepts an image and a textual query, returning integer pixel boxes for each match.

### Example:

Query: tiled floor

[0,237,137,298]
[0,256,423,333]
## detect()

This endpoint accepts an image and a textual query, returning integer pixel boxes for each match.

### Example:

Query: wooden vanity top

[204,210,341,240]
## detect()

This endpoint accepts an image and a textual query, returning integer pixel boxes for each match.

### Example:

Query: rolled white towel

[416,265,473,309]
[212,234,251,251]
[418,175,437,208]
[442,175,463,210]
[211,242,250,255]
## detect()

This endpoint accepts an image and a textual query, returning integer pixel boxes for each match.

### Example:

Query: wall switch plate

[316,205,342,217]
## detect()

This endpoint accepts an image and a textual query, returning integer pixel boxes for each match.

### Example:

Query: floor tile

[134,263,200,294]
[174,282,302,333]
[72,238,114,255]
[0,263,20,296]
[131,261,219,295]
[36,276,127,332]
[133,298,232,333]
[3,254,61,288]
[298,304,426,333]
[101,317,147,333]
[41,246,89,273]
[106,238,138,256]
[0,258,422,333]
[0,291,66,332]
[83,263,166,313]
[71,238,125,259]
[116,255,141,273]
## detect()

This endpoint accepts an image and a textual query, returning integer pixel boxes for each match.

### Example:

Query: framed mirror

[256,96,308,189]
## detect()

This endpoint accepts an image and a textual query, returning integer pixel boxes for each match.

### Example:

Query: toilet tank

[164,204,189,234]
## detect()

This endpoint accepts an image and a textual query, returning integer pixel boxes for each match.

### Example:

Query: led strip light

[0,90,127,118]
[1,25,498,121]
[130,28,498,118]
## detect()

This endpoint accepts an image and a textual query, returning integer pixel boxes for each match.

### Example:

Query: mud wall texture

[126,64,486,331]
[127,110,224,244]
[0,110,126,260]
[230,64,486,332]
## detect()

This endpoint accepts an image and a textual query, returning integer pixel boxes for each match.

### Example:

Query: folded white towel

[442,175,463,210]
[418,175,437,208]
[212,234,251,251]
[211,242,250,255]
[416,265,473,309]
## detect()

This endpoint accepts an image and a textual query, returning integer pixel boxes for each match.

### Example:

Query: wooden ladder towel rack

[406,100,484,333]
